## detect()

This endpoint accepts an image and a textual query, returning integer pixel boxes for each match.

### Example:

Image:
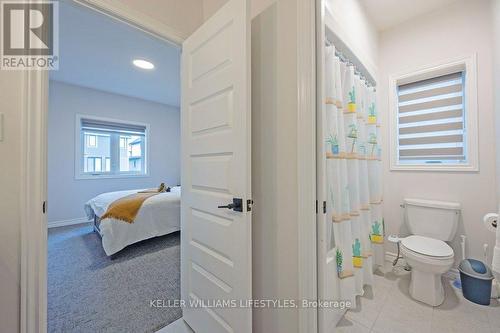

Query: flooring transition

[338,261,500,333]
[48,224,500,333]
[48,224,181,333]
[156,318,194,333]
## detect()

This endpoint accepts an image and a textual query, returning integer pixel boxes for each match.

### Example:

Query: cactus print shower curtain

[324,45,384,306]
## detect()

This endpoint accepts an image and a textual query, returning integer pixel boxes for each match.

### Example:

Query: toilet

[399,198,461,306]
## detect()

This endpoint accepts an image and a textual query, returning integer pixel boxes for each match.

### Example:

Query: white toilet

[399,198,461,306]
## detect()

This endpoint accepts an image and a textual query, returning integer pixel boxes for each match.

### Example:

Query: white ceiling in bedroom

[360,0,459,31]
[50,2,180,107]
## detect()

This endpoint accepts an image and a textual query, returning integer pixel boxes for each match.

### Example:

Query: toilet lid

[401,235,453,257]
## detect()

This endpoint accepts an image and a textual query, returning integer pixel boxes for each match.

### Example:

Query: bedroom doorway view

[47,2,182,332]
[45,0,253,332]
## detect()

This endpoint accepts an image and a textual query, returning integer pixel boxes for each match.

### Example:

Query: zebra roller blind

[397,71,466,164]
[81,118,146,136]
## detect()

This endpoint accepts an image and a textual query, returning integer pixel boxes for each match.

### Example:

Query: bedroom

[47,2,182,331]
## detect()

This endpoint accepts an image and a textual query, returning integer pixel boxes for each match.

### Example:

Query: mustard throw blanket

[101,183,168,223]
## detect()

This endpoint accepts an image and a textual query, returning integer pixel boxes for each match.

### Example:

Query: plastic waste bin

[459,259,493,305]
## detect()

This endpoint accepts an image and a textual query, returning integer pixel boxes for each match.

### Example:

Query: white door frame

[20,0,317,332]
[20,2,182,332]
[296,0,317,332]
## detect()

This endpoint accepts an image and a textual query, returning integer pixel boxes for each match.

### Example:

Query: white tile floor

[158,261,499,333]
[338,262,500,333]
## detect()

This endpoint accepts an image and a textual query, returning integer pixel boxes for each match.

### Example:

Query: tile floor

[158,261,499,333]
[338,262,500,333]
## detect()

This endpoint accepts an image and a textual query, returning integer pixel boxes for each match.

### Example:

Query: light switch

[0,113,3,142]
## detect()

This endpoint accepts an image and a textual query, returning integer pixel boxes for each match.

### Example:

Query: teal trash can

[458,259,493,305]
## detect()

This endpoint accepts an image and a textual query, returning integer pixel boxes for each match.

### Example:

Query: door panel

[181,0,251,332]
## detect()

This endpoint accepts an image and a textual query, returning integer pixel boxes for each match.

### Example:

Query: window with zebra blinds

[77,115,148,178]
[390,57,478,171]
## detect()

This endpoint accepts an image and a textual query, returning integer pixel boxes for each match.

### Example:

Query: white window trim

[75,114,151,179]
[389,54,478,172]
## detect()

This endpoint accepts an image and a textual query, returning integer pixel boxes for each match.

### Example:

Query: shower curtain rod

[325,38,376,89]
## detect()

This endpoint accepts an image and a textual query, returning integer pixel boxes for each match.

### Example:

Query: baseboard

[47,217,91,228]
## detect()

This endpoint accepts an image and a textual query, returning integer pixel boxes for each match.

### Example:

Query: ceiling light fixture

[133,59,155,70]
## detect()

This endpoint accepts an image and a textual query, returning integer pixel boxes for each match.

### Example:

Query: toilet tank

[404,198,461,241]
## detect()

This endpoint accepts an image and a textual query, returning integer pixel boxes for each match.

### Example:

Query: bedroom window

[76,115,149,179]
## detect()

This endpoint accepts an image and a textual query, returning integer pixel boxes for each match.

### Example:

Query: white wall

[252,6,278,332]
[0,67,23,333]
[117,0,204,38]
[378,0,497,265]
[48,81,180,223]
[202,0,276,20]
[494,0,500,201]
[202,0,226,19]
[251,1,307,332]
[325,0,378,78]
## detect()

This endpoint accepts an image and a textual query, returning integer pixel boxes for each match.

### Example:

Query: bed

[84,186,181,256]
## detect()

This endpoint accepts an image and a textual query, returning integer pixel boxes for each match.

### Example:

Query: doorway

[32,0,254,332]
[47,2,182,331]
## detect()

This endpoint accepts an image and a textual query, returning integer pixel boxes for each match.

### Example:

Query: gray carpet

[48,224,181,333]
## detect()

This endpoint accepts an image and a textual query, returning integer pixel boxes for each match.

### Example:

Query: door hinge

[247,199,253,212]
[323,201,326,214]
[42,201,47,214]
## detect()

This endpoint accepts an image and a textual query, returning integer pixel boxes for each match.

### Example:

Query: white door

[180,0,251,332]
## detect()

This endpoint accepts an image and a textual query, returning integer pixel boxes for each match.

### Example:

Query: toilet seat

[401,235,453,258]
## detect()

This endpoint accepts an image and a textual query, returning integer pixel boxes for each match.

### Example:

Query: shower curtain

[324,45,384,306]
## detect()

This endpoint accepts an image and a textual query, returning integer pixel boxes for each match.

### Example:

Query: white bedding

[84,186,181,256]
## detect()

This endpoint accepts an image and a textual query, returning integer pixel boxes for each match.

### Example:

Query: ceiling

[50,2,180,107]
[360,0,459,31]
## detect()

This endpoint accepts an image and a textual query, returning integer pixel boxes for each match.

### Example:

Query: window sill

[390,164,478,172]
[75,173,149,180]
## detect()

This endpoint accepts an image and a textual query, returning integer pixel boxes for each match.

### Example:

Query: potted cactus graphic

[326,134,339,155]
[347,87,356,112]
[352,238,363,268]
[368,133,377,155]
[371,221,383,244]
[352,239,361,256]
[336,248,343,274]
[368,103,376,124]
[347,124,358,153]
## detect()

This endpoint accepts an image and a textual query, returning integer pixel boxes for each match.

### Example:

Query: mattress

[84,186,181,256]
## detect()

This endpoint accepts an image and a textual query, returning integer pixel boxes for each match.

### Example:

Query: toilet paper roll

[483,213,498,233]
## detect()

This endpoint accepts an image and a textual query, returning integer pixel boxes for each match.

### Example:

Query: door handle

[218,198,243,212]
